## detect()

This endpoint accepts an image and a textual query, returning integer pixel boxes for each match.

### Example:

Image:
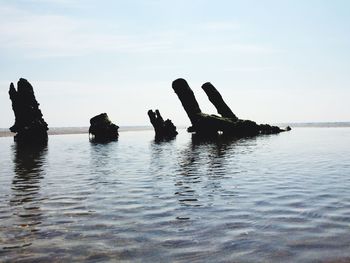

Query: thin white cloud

[0,4,173,57]
[13,0,83,7]
[0,3,279,58]
[178,43,281,54]
[201,21,241,31]
[28,0,79,4]
[223,66,280,72]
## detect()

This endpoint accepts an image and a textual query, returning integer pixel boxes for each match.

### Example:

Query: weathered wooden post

[9,78,48,143]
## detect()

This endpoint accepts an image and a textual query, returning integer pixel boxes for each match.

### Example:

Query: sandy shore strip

[0,126,155,137]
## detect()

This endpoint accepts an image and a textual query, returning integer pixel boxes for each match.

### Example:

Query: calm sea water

[1,128,350,262]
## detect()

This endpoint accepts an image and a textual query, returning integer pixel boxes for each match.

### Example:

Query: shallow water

[1,128,350,262]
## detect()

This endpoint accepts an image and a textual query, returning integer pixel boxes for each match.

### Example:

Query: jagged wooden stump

[89,113,119,142]
[9,78,48,143]
[148,109,178,139]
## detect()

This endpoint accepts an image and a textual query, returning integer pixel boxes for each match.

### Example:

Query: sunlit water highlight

[1,128,350,262]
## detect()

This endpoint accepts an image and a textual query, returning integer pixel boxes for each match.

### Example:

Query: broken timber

[172,78,290,137]
[148,109,178,140]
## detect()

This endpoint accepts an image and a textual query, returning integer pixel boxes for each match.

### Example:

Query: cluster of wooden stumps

[172,78,289,137]
[8,78,290,143]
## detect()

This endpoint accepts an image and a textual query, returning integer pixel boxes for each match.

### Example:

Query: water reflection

[149,138,176,173]
[175,135,257,208]
[89,140,119,173]
[190,133,240,159]
[153,135,177,145]
[89,140,120,192]
[11,143,47,205]
[8,142,48,248]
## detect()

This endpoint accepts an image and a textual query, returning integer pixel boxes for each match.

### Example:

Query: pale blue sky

[1,0,349,127]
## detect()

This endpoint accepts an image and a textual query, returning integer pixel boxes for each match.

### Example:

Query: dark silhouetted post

[9,78,48,143]
[172,78,202,126]
[148,109,178,140]
[89,113,119,142]
[202,82,238,121]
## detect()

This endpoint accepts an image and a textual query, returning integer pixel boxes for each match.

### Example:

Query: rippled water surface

[1,128,350,262]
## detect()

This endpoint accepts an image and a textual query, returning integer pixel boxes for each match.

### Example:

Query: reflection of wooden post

[202,82,238,121]
[172,78,202,125]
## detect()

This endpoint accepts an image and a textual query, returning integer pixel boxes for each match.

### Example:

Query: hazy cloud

[223,66,280,72]
[0,4,172,57]
[201,21,241,31]
[0,3,278,58]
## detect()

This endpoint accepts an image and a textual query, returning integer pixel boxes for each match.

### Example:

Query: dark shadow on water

[149,133,259,211]
[190,133,240,148]
[8,142,48,249]
[149,137,177,177]
[89,137,118,144]
[153,135,177,145]
[89,139,119,180]
[89,138,118,153]
[174,134,258,208]
[89,138,119,173]
[11,142,47,205]
[190,133,257,146]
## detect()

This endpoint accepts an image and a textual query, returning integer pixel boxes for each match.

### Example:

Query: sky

[1,0,350,127]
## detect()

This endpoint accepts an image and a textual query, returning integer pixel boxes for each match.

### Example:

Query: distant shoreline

[0,126,155,138]
[1,123,350,138]
[276,122,350,128]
